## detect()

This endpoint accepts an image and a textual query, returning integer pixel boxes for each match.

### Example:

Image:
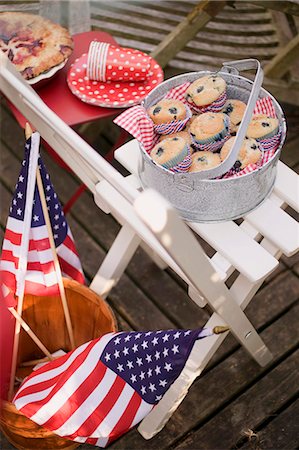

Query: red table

[8,30,127,212]
[10,30,121,127]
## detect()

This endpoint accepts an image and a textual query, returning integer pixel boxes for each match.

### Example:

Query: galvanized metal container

[138,59,286,222]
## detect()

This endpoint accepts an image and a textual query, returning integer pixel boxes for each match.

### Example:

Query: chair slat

[274,161,299,212]
[190,221,278,282]
[115,139,141,175]
[117,141,279,282]
[245,199,299,256]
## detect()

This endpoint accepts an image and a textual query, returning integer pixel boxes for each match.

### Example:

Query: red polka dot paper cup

[87,41,152,82]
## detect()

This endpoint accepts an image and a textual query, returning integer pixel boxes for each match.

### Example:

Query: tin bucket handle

[184,58,264,180]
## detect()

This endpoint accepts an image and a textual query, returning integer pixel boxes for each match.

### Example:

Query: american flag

[0,134,85,296]
[13,328,213,447]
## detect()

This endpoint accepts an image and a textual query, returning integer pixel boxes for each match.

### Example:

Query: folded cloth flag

[87,41,151,82]
[13,327,224,447]
[0,133,85,296]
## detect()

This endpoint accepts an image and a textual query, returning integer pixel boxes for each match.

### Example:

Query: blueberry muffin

[185,75,227,113]
[189,112,230,152]
[159,130,192,145]
[246,114,279,140]
[220,136,262,171]
[148,99,187,124]
[186,114,199,130]
[189,151,221,173]
[222,99,246,133]
[150,136,190,171]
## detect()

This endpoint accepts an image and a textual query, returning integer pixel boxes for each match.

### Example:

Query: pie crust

[0,12,73,79]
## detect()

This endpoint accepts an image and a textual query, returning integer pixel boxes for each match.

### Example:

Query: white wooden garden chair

[0,52,298,440]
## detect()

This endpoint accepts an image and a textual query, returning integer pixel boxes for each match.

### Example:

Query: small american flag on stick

[13,327,222,447]
[0,133,85,296]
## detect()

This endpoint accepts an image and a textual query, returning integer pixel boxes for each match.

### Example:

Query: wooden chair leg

[90,223,141,298]
[138,312,228,439]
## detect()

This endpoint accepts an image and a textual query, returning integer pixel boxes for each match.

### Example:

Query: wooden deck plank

[175,348,299,449]
[208,270,299,365]
[0,127,298,450]
[240,398,299,449]
[106,302,299,449]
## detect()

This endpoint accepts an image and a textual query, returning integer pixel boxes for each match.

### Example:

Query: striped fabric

[0,134,85,296]
[164,82,191,102]
[13,328,214,447]
[253,96,276,118]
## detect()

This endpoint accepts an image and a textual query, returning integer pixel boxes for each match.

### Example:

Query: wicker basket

[0,278,117,450]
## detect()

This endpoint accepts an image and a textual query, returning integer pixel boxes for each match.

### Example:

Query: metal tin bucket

[138,59,286,222]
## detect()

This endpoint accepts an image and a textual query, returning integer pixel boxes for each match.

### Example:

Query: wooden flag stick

[35,167,75,349]
[8,130,43,401]
[25,124,75,350]
[8,308,53,361]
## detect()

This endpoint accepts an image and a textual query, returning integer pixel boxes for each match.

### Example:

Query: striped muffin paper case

[158,144,191,172]
[153,104,192,135]
[187,90,227,114]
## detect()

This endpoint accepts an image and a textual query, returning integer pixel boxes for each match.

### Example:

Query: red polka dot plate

[67,52,164,108]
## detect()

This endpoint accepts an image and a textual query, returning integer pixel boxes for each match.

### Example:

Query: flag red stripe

[1,249,56,275]
[24,280,60,296]
[0,250,18,268]
[58,255,85,284]
[63,234,79,256]
[2,245,83,284]
[26,260,56,274]
[42,360,107,430]
[108,391,142,445]
[85,437,98,446]
[3,230,51,251]
[66,371,126,439]
[3,229,21,245]
[28,237,51,252]
[16,340,97,400]
[0,271,17,291]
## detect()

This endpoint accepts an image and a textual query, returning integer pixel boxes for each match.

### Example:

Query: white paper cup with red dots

[87,41,151,82]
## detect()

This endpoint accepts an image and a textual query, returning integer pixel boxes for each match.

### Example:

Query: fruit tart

[0,12,73,80]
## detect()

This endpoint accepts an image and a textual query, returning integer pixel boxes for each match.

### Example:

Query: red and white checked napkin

[114,84,191,153]
[87,41,151,82]
[114,105,158,153]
